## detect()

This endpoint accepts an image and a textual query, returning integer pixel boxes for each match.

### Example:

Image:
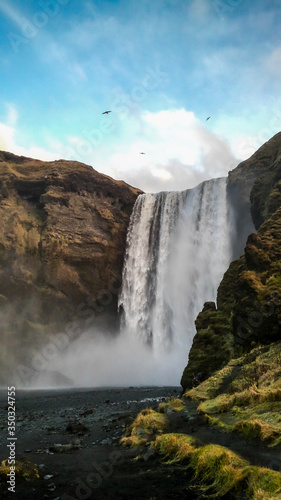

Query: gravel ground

[2,386,279,499]
[0,386,198,499]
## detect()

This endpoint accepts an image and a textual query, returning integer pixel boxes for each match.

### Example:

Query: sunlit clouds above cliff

[86,108,237,192]
[0,0,281,191]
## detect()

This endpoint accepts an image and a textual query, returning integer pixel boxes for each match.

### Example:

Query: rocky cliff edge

[0,151,141,383]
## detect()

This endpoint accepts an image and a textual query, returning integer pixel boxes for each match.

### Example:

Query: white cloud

[88,108,238,192]
[0,123,15,151]
[0,119,58,161]
[0,107,255,193]
[5,103,18,127]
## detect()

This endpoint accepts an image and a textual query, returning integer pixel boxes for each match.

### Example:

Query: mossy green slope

[184,342,281,448]
[121,375,281,499]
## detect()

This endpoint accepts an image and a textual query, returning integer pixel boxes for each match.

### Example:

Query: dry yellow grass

[120,408,168,447]
[154,433,197,462]
[158,397,185,413]
[155,437,281,499]
[190,444,248,497]
[233,419,280,443]
[131,408,168,435]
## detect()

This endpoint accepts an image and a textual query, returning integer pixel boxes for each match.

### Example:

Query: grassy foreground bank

[121,343,281,499]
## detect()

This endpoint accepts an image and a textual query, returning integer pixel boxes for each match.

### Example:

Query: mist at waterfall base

[36,177,235,388]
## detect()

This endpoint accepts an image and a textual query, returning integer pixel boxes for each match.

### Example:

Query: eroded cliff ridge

[0,152,141,382]
[181,132,281,391]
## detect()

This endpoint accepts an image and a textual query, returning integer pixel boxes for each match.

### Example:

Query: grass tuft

[233,419,280,443]
[0,458,39,483]
[189,444,248,497]
[154,433,197,463]
[120,408,168,447]
[247,466,281,499]
[158,397,185,413]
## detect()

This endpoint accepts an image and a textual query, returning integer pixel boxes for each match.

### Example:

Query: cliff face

[0,151,141,381]
[181,132,281,391]
[227,132,281,258]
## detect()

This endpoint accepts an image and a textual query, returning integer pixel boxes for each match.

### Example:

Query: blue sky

[0,0,281,191]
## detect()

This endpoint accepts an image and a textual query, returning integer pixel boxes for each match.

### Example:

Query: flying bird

[140,152,145,154]
[206,116,211,121]
[102,110,111,114]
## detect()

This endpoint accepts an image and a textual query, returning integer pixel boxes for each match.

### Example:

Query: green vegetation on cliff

[185,342,281,446]
[181,132,281,393]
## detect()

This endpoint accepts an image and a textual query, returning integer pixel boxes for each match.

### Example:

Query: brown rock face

[0,151,141,382]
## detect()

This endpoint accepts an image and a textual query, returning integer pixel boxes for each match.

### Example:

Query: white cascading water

[26,177,235,388]
[118,177,233,381]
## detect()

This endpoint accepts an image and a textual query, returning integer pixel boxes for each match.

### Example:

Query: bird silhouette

[102,111,111,114]
[206,116,210,121]
[140,152,145,154]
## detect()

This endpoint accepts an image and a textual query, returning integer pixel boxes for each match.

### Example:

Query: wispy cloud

[0,111,58,161]
[5,103,18,127]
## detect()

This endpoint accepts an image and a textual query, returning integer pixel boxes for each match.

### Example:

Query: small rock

[79,409,93,417]
[24,449,32,453]
[101,438,112,445]
[143,448,155,461]
[66,420,88,435]
[49,441,81,453]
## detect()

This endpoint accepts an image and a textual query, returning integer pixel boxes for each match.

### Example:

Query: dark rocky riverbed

[0,386,199,499]
[1,385,281,499]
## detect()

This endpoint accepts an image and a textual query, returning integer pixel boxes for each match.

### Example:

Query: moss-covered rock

[181,133,281,392]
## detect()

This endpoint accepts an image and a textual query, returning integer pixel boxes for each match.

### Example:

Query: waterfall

[119,177,233,368]
[36,177,235,388]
